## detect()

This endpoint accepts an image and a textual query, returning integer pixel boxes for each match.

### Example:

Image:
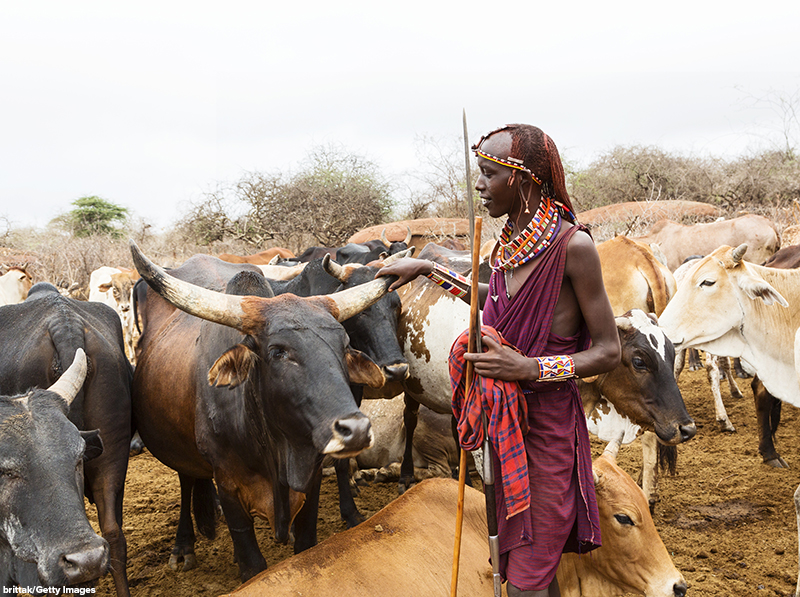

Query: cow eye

[268,347,289,360]
[614,513,634,526]
[632,356,648,371]
[700,279,715,287]
[0,468,19,480]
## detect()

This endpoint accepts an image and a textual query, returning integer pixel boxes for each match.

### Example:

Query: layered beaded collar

[493,197,562,272]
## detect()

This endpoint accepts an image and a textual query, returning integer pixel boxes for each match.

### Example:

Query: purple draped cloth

[483,223,601,590]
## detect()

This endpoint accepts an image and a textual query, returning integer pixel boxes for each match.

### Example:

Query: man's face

[475,132,518,219]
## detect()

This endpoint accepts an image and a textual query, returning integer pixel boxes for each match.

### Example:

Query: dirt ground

[83,367,800,597]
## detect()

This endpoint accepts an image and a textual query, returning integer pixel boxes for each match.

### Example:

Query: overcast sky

[2,2,799,232]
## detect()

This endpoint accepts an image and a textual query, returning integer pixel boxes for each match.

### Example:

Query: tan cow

[88,266,140,364]
[226,452,685,597]
[0,266,33,305]
[632,214,779,271]
[217,247,296,265]
[596,235,676,316]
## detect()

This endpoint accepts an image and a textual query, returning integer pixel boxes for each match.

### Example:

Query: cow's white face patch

[627,310,667,363]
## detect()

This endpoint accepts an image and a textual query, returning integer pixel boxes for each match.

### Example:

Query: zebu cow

[263,252,410,541]
[0,350,109,589]
[672,257,744,433]
[0,283,133,596]
[130,243,393,582]
[0,266,33,305]
[217,247,296,265]
[632,214,780,271]
[656,244,800,596]
[226,452,686,597]
[88,266,140,363]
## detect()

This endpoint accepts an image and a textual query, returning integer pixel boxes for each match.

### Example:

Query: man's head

[474,124,576,222]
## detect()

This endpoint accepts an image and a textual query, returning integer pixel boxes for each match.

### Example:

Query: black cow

[297,228,412,265]
[0,350,108,589]
[129,243,393,582]
[264,252,410,546]
[0,286,133,596]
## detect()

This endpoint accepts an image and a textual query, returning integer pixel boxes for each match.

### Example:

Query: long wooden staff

[452,110,500,597]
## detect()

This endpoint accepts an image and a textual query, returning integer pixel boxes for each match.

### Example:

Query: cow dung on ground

[86,367,800,597]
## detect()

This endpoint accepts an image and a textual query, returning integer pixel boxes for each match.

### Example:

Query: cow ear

[208,342,258,389]
[98,283,112,292]
[80,429,104,462]
[737,275,789,307]
[346,349,384,388]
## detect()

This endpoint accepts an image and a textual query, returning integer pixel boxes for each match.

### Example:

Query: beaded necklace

[493,197,562,273]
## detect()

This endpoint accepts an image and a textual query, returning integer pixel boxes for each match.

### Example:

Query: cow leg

[170,474,198,572]
[218,487,267,582]
[733,357,751,379]
[752,376,788,468]
[639,431,659,514]
[292,462,324,554]
[705,353,735,432]
[687,347,702,371]
[795,483,800,597]
[721,357,744,401]
[335,385,365,528]
[673,347,686,382]
[85,461,129,597]
[334,456,365,528]
[399,395,420,495]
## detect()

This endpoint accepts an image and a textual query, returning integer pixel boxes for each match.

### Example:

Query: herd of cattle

[1,211,799,596]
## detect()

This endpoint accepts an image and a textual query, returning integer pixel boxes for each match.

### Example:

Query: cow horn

[322,253,350,283]
[380,228,390,248]
[322,275,394,322]
[129,240,250,332]
[602,432,624,462]
[381,246,415,265]
[48,348,87,406]
[731,244,748,264]
[403,226,412,245]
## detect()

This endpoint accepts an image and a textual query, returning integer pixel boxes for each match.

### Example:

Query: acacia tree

[179,145,394,250]
[52,196,129,238]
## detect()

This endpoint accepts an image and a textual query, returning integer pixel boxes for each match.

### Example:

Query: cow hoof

[717,420,736,433]
[397,478,416,495]
[764,456,790,469]
[344,512,366,529]
[169,551,197,572]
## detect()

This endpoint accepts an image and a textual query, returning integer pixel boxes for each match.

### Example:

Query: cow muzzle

[382,363,409,383]
[50,539,109,586]
[322,415,373,458]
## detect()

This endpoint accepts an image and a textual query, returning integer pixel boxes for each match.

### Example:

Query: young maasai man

[376,124,621,597]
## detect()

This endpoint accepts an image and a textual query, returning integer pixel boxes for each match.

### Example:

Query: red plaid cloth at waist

[449,325,530,519]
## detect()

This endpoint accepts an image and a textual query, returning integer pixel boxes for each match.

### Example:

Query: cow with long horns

[129,242,394,582]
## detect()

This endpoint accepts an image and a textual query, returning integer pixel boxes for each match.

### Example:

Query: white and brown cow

[0,266,33,306]
[88,266,140,363]
[226,452,686,597]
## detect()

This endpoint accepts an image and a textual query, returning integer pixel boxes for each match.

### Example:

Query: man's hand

[463,335,536,381]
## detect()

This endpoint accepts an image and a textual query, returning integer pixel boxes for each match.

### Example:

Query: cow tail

[658,443,678,476]
[193,478,219,540]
